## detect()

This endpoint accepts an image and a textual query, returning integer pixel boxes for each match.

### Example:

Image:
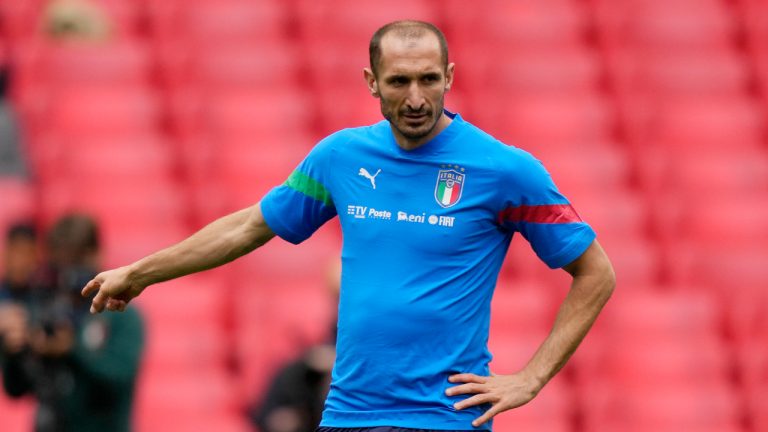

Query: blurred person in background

[0,223,40,358]
[82,21,614,431]
[0,51,28,179]
[252,261,341,432]
[0,214,144,432]
[43,0,111,41]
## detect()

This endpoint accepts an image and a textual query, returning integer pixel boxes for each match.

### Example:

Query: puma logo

[358,168,381,189]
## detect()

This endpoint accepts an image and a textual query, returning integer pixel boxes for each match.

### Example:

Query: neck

[392,111,453,151]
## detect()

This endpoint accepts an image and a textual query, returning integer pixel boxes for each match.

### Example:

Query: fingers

[472,402,505,427]
[449,373,487,384]
[106,299,128,312]
[90,289,109,314]
[81,275,104,297]
[445,382,486,396]
[453,393,493,410]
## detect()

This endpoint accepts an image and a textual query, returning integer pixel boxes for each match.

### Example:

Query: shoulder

[458,119,546,175]
[317,121,389,150]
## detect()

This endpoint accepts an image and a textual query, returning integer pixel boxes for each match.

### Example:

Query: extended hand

[81,266,145,314]
[445,371,543,427]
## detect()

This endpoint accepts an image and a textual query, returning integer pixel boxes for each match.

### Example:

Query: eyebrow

[385,71,442,82]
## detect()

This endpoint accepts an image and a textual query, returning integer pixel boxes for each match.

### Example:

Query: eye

[421,74,441,84]
[390,77,408,86]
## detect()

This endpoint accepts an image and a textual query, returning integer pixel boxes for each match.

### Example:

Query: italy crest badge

[435,167,465,208]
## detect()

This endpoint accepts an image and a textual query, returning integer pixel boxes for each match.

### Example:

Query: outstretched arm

[82,202,276,314]
[447,240,615,427]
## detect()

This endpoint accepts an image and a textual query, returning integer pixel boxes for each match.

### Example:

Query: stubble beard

[382,97,445,141]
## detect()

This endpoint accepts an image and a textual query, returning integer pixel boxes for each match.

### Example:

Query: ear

[444,62,455,92]
[363,67,379,98]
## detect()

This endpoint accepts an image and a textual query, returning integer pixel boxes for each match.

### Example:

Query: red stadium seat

[478,93,614,145]
[0,178,35,231]
[598,290,723,341]
[205,89,313,137]
[593,0,737,52]
[490,286,555,338]
[135,370,242,431]
[608,49,750,97]
[460,46,602,96]
[313,86,384,134]
[597,235,661,288]
[295,0,436,41]
[637,148,768,200]
[445,0,589,48]
[581,382,742,432]
[30,40,153,87]
[0,392,34,432]
[182,0,288,44]
[38,86,162,137]
[626,96,766,146]
[536,143,631,192]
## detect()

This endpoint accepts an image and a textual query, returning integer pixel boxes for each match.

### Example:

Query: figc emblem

[435,167,465,208]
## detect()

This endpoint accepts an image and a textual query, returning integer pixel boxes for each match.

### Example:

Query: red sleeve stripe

[498,204,583,225]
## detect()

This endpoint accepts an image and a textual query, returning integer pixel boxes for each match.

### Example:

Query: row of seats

[1,0,766,431]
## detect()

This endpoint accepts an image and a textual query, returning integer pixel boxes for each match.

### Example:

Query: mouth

[402,112,429,125]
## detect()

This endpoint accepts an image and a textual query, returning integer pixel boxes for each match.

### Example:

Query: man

[2,215,144,432]
[82,21,615,431]
[0,223,39,304]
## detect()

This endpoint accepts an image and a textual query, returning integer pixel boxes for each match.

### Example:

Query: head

[47,214,100,271]
[365,21,454,146]
[3,223,39,289]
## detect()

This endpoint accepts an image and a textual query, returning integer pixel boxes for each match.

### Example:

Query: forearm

[523,260,614,387]
[128,204,274,286]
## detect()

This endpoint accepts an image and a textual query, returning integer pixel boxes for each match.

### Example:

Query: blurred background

[0,0,766,431]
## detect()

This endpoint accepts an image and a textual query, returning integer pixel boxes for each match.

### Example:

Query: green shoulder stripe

[284,170,333,207]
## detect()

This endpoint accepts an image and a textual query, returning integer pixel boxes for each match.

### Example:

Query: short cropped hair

[369,20,449,75]
[47,214,100,263]
[6,222,37,243]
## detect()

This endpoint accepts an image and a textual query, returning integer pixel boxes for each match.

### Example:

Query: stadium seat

[535,143,631,192]
[626,96,766,146]
[490,287,555,337]
[608,49,750,97]
[581,382,742,432]
[445,0,589,48]
[182,0,288,44]
[295,0,436,41]
[135,370,242,430]
[0,178,35,232]
[480,47,603,96]
[31,40,153,87]
[598,290,723,341]
[596,235,661,288]
[39,86,162,137]
[479,93,614,145]
[593,0,737,52]
[313,86,384,134]
[0,391,34,432]
[203,89,313,137]
[637,148,768,201]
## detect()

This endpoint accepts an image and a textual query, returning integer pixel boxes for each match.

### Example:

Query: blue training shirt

[260,112,596,430]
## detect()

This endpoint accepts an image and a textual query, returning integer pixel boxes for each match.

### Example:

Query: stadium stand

[0,0,766,431]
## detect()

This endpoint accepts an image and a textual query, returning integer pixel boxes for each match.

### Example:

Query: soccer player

[82,21,615,431]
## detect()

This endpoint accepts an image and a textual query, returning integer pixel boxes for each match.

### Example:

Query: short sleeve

[260,138,338,244]
[498,148,596,269]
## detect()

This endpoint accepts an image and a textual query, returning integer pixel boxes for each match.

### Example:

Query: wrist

[520,367,548,393]
[125,262,150,287]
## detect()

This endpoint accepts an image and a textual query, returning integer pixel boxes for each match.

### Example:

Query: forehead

[378,32,443,76]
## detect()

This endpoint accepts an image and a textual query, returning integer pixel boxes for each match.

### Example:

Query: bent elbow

[600,262,617,303]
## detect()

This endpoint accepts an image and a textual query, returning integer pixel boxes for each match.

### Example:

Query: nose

[405,82,425,111]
